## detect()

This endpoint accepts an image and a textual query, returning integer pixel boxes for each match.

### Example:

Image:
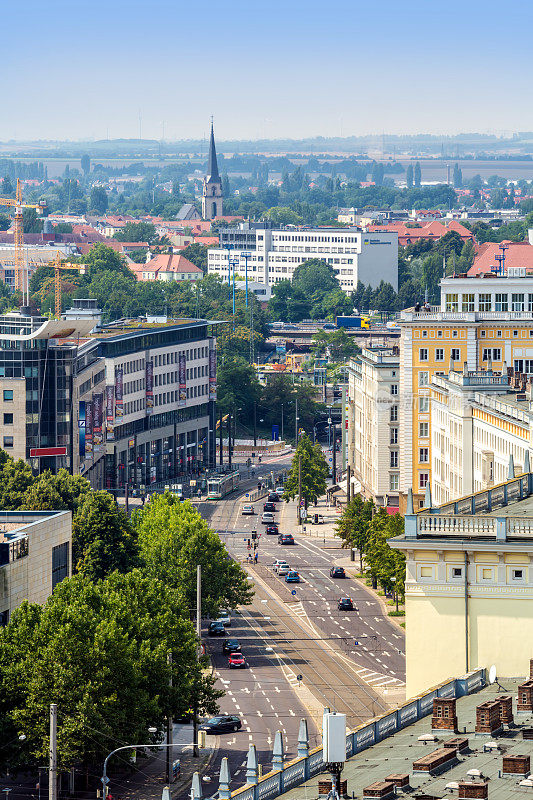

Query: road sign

[246,493,249,497]
[300,499,306,507]
[329,457,332,462]
[291,589,297,596]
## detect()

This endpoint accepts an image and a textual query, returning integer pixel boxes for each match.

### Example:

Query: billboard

[105,385,115,441]
[209,345,217,400]
[179,353,187,407]
[115,367,124,418]
[78,401,86,459]
[93,392,103,447]
[146,360,154,415]
[86,400,93,454]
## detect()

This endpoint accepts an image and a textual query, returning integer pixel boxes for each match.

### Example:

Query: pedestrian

[423,300,431,312]
[414,301,421,313]
[247,539,251,549]
[254,551,258,563]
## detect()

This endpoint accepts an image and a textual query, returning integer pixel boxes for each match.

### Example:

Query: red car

[228,652,246,669]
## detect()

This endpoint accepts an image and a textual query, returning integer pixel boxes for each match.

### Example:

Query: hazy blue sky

[4,0,533,142]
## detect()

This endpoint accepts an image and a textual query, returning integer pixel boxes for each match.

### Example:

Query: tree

[0,213,10,231]
[414,161,422,187]
[217,356,262,419]
[89,186,108,214]
[135,495,253,617]
[335,495,374,569]
[364,510,405,596]
[83,243,135,279]
[283,433,328,506]
[293,260,338,296]
[312,328,359,362]
[72,491,139,579]
[0,454,34,509]
[80,154,91,175]
[264,206,303,225]
[406,164,414,188]
[1,176,14,196]
[114,221,157,244]
[22,469,91,515]
[270,280,311,322]
[181,242,209,273]
[22,208,43,234]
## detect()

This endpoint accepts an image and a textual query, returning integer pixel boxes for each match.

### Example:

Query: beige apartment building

[0,509,72,625]
[347,346,400,509]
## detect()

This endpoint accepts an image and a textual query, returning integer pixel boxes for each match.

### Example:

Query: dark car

[222,638,241,654]
[337,597,354,611]
[330,566,346,578]
[266,523,279,535]
[268,492,280,502]
[199,715,242,734]
[263,502,277,512]
[278,533,295,545]
[208,621,226,636]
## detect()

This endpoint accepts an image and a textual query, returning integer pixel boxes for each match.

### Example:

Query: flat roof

[281,679,533,800]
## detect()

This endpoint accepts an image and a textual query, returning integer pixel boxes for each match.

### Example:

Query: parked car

[330,566,346,578]
[278,533,295,545]
[208,621,226,636]
[285,571,300,583]
[217,609,231,626]
[241,504,255,515]
[268,492,280,502]
[263,502,277,512]
[222,638,241,654]
[277,564,291,576]
[337,597,354,611]
[228,652,246,669]
[261,512,275,524]
[199,715,242,734]
[266,523,279,535]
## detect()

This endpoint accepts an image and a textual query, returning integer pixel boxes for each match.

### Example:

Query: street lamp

[102,728,165,800]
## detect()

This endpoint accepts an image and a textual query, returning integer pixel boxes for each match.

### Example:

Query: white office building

[207,226,398,293]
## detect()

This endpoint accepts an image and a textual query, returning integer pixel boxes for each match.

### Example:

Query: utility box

[322,712,347,764]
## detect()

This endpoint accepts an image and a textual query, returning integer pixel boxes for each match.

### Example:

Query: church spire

[206,120,220,183]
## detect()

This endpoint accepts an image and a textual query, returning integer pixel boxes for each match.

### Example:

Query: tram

[206,471,240,500]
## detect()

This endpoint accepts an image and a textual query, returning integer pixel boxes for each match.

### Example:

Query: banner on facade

[86,400,93,454]
[179,353,187,407]
[209,345,217,400]
[93,392,103,447]
[78,401,86,459]
[146,360,154,415]
[105,385,115,440]
[115,367,124,418]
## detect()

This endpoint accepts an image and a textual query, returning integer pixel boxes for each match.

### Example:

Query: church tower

[202,122,223,220]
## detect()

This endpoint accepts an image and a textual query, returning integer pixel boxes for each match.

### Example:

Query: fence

[219,668,486,800]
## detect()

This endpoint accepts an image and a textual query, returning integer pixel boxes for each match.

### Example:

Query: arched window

[212,202,217,217]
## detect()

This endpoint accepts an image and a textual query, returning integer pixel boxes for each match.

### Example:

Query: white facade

[347,347,401,507]
[207,227,398,293]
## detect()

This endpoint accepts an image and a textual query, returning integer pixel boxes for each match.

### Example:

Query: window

[514,329,519,337]
[389,474,399,491]
[514,360,533,374]
[495,293,508,312]
[419,397,429,413]
[419,422,429,438]
[445,294,458,312]
[3,390,13,401]
[435,348,444,361]
[390,428,398,444]
[390,405,398,422]
[52,542,69,590]
[528,294,533,312]
[512,294,525,312]
[419,348,428,361]
[452,567,463,579]
[3,413,13,425]
[478,293,492,312]
[512,569,524,581]
[3,436,13,448]
[418,371,429,387]
[480,330,486,337]
[451,348,460,361]
[482,348,501,361]
[390,451,399,468]
[419,447,429,463]
[391,384,398,395]
[462,294,474,312]
[419,472,429,489]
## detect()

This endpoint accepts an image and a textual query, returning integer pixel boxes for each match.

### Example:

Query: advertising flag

[179,353,187,407]
[105,385,115,440]
[146,360,154,415]
[209,344,217,400]
[115,367,124,418]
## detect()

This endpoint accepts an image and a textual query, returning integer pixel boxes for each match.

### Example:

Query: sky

[4,0,533,142]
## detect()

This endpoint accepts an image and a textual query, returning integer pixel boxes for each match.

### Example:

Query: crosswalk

[354,666,405,689]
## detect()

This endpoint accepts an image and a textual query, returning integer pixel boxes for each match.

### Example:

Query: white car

[273,560,289,574]
[217,609,231,627]
[275,486,284,494]
[277,564,291,576]
[241,504,255,515]
[261,512,274,524]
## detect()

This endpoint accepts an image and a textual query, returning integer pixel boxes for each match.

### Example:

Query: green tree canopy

[181,243,209,273]
[89,186,108,214]
[283,433,328,506]
[73,491,139,579]
[113,221,157,244]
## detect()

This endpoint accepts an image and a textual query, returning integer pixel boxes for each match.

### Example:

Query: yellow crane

[45,252,87,318]
[0,179,47,297]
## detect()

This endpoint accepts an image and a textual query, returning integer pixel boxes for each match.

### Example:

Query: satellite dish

[489,665,497,684]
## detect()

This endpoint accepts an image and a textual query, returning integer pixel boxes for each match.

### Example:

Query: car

[310,514,325,525]
[222,638,242,654]
[278,533,295,545]
[277,564,291,576]
[217,609,231,626]
[208,621,226,636]
[285,571,300,583]
[199,715,242,734]
[263,502,277,512]
[262,512,275,524]
[268,492,280,502]
[228,652,246,668]
[266,523,279,535]
[337,597,354,611]
[275,486,284,495]
[330,566,346,578]
[273,558,289,570]
[241,504,255,515]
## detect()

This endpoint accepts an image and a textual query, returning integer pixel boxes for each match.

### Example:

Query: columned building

[202,122,223,220]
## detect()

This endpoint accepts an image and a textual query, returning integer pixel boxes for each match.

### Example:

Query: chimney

[475,701,502,735]
[496,695,514,726]
[517,679,533,714]
[432,697,458,732]
[458,782,488,800]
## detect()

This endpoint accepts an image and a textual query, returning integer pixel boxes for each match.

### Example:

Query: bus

[206,471,240,500]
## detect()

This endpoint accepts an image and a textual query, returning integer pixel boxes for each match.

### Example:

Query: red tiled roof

[130,254,203,280]
[468,240,533,276]
[193,236,218,246]
[368,219,473,246]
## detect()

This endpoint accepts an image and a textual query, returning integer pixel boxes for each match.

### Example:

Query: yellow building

[390,476,533,699]
[400,274,533,508]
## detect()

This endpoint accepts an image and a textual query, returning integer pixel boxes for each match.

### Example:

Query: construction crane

[45,252,87,318]
[0,179,47,300]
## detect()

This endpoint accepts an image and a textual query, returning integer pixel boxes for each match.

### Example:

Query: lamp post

[295,397,299,445]
[102,730,175,800]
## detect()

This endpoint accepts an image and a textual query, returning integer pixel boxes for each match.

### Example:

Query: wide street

[188,452,406,796]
